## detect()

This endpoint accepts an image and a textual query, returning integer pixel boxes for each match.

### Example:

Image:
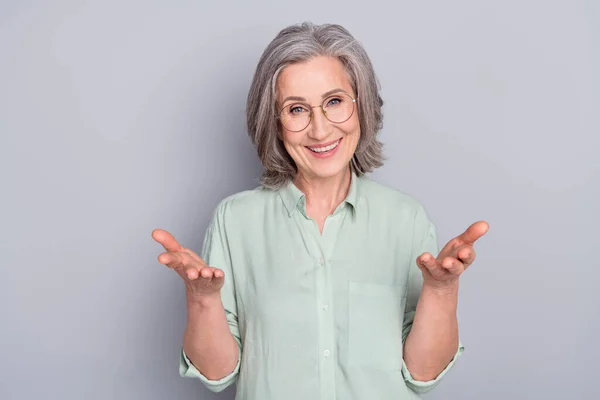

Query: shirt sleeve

[179,346,241,392]
[401,205,465,394]
[178,200,243,393]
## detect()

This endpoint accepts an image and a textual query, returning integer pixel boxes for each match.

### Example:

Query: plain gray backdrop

[1,1,598,399]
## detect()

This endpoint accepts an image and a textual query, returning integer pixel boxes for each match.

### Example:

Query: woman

[152,22,488,399]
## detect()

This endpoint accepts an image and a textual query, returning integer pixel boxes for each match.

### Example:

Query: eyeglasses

[277,92,358,132]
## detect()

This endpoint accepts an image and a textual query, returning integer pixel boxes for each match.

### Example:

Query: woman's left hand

[417,221,489,291]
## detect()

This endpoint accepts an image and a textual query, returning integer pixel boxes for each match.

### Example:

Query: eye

[326,97,342,107]
[288,105,308,114]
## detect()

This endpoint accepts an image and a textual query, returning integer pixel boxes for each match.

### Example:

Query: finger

[199,267,215,279]
[199,267,225,280]
[441,257,465,275]
[212,268,224,279]
[184,266,212,281]
[181,247,205,264]
[190,267,225,282]
[158,251,205,274]
[417,252,444,274]
[457,246,476,266]
[185,266,201,280]
[457,221,489,245]
[182,262,211,281]
[152,229,184,253]
[157,251,187,269]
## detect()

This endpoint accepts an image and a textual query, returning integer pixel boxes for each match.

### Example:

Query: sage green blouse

[180,173,463,399]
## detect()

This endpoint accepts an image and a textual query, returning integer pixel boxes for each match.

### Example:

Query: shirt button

[322,304,329,310]
[318,257,325,265]
[324,350,330,357]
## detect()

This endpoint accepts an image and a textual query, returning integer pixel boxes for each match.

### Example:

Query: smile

[307,139,341,153]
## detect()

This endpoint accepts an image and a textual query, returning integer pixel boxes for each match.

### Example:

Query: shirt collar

[278,172,360,217]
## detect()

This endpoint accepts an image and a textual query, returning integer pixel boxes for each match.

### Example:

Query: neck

[294,167,352,217]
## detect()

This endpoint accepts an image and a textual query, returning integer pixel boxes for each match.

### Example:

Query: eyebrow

[281,88,347,104]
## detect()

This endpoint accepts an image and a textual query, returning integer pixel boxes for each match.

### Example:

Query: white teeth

[308,139,340,153]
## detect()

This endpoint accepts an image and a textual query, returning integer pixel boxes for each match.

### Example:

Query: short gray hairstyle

[246,22,385,189]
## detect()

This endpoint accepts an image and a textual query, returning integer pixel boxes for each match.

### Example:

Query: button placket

[300,204,349,400]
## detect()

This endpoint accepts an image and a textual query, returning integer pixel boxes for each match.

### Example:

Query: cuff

[179,347,241,393]
[402,341,464,394]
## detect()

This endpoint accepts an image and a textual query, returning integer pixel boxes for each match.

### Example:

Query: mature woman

[153,22,488,399]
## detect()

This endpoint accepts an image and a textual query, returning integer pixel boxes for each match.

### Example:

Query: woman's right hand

[152,228,224,302]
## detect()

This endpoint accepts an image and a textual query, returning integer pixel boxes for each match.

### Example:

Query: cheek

[344,111,360,133]
[281,131,302,152]
[343,124,361,155]
[343,116,361,143]
[352,113,361,133]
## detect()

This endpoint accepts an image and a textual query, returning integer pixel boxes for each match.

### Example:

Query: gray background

[1,1,598,399]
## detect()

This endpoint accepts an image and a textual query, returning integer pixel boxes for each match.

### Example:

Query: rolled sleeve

[179,346,241,392]
[401,341,464,393]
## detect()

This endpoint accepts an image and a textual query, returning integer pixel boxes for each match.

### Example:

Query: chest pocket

[347,281,406,371]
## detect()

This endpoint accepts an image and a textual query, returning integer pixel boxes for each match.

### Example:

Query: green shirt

[180,172,464,399]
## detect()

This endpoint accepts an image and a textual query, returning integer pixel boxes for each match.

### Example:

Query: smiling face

[276,56,360,182]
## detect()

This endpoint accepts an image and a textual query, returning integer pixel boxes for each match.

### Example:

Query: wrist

[422,279,459,297]
[186,292,222,310]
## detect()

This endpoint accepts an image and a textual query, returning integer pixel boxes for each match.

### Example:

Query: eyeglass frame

[275,91,359,133]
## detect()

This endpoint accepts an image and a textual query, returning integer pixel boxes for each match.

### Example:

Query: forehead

[276,56,352,102]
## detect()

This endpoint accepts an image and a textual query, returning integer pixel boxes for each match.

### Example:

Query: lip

[305,138,342,150]
[304,137,343,159]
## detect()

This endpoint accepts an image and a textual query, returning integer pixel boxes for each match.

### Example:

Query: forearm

[183,293,239,380]
[403,282,459,381]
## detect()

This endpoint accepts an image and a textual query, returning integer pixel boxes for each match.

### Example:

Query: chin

[306,161,352,180]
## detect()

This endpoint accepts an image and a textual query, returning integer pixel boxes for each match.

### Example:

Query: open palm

[152,229,224,298]
[417,221,489,288]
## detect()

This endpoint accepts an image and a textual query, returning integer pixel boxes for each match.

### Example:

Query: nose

[307,106,331,141]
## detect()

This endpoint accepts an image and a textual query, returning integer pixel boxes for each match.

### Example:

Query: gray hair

[246,22,385,189]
